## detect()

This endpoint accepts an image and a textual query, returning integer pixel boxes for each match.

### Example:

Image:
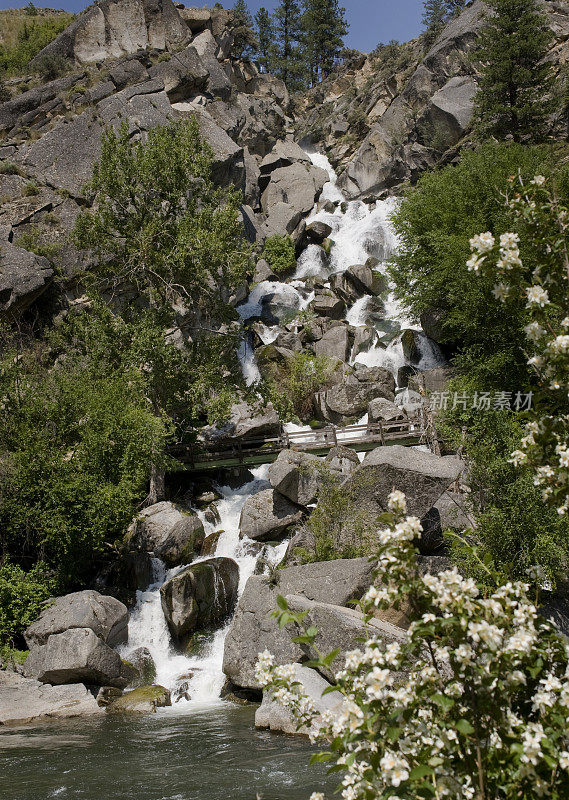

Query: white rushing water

[120,150,445,711]
[121,466,287,709]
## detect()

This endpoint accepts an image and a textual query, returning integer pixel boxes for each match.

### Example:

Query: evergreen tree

[302,0,348,84]
[231,0,257,59]
[422,0,447,48]
[273,0,304,90]
[473,0,553,142]
[255,7,276,72]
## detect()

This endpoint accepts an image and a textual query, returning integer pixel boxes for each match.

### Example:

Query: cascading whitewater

[120,466,287,708]
[121,150,445,711]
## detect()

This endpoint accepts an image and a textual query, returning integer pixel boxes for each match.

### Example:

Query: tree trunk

[146,463,165,507]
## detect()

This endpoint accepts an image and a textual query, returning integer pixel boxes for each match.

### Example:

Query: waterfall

[121,466,287,709]
[120,150,445,711]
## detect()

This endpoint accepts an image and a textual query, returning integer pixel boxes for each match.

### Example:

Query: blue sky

[0,1,425,53]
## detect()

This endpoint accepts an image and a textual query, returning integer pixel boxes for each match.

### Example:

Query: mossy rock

[106,685,171,714]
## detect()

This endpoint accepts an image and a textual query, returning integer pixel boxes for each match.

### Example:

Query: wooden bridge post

[379,420,385,446]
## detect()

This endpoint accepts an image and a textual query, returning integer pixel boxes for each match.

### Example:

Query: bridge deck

[170,420,424,473]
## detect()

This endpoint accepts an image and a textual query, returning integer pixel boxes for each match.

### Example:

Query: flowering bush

[256,491,569,800]
[467,175,569,515]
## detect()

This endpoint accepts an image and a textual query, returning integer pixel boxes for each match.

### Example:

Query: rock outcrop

[0,670,103,725]
[223,557,376,689]
[296,0,569,197]
[25,590,128,649]
[106,684,171,714]
[23,627,134,688]
[268,449,322,507]
[239,488,304,541]
[344,445,465,521]
[125,501,205,567]
[160,556,239,640]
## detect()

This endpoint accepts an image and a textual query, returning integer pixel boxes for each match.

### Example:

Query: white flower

[310,793,325,800]
[366,667,392,699]
[500,232,520,248]
[528,355,545,369]
[466,254,485,272]
[510,450,528,467]
[470,232,495,253]
[550,335,569,354]
[531,175,546,186]
[562,317,569,328]
[525,321,545,341]
[492,283,510,302]
[560,751,569,770]
[525,285,550,307]
[388,490,407,514]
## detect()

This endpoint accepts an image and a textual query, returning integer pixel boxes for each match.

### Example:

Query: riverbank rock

[0,671,103,726]
[23,627,134,688]
[126,501,205,567]
[344,445,465,521]
[160,557,239,641]
[286,595,407,681]
[268,450,323,507]
[255,663,342,736]
[223,558,375,689]
[239,488,304,541]
[201,400,280,443]
[106,685,171,714]
[368,397,408,425]
[314,366,395,424]
[325,445,360,477]
[25,590,128,649]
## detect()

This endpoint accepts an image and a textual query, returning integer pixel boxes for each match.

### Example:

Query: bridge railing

[171,418,423,468]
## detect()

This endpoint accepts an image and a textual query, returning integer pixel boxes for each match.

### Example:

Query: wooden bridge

[170,418,426,473]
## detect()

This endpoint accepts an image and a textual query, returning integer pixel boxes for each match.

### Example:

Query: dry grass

[0,8,73,50]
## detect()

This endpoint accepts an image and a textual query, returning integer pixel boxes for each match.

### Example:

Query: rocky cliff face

[296,0,569,199]
[0,0,326,321]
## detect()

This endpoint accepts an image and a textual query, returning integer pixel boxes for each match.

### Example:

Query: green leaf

[431,694,454,713]
[309,752,334,765]
[455,719,475,736]
[276,594,289,611]
[410,765,434,780]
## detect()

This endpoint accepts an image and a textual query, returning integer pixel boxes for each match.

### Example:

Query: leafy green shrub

[262,351,335,420]
[23,181,39,196]
[0,161,22,176]
[34,53,69,82]
[0,15,74,77]
[262,234,297,275]
[15,230,60,259]
[439,382,569,587]
[0,562,56,646]
[388,141,569,388]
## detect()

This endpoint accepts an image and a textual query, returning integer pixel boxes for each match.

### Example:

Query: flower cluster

[468,175,569,515]
[257,492,569,800]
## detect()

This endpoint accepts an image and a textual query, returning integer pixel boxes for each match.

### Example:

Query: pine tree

[231,0,257,59]
[422,0,448,48]
[302,0,348,84]
[255,7,276,72]
[273,0,304,90]
[473,0,553,142]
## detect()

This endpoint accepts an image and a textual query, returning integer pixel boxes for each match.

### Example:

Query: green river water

[0,704,335,800]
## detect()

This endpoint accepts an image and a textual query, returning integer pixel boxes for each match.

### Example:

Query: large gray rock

[0,241,53,319]
[30,0,191,66]
[311,293,346,320]
[239,488,304,541]
[201,399,280,442]
[325,445,360,477]
[25,590,128,649]
[126,501,204,567]
[261,162,328,238]
[24,628,132,688]
[315,368,396,424]
[148,45,209,101]
[223,558,375,688]
[345,445,465,521]
[420,75,477,149]
[0,671,103,726]
[368,397,408,425]
[313,324,350,361]
[268,450,322,507]
[286,595,407,681]
[255,663,342,736]
[160,557,239,640]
